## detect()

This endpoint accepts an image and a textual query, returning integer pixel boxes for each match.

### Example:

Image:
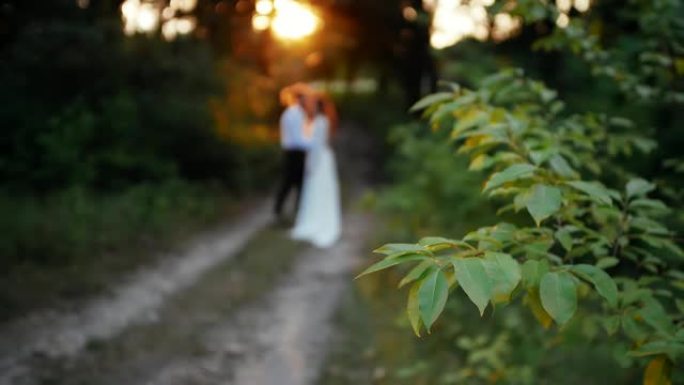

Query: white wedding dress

[291,115,341,248]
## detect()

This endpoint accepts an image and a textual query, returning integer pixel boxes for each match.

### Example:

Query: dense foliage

[0,18,275,191]
[361,1,683,383]
[0,2,279,318]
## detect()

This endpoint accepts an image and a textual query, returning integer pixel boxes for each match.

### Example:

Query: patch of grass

[0,181,239,321]
[29,227,307,385]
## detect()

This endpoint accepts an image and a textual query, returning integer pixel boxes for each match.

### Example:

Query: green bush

[361,70,683,383]
[360,1,684,381]
[0,18,278,192]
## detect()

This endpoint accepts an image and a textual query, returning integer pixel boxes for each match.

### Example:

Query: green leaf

[431,94,477,123]
[621,282,652,307]
[374,243,426,256]
[356,254,427,279]
[407,283,423,337]
[555,227,573,251]
[453,257,492,315]
[622,313,649,343]
[526,184,562,226]
[632,137,657,154]
[481,68,522,88]
[570,264,618,308]
[483,252,521,303]
[399,260,435,288]
[639,299,676,337]
[643,355,672,385]
[418,268,449,331]
[525,289,553,328]
[410,92,454,112]
[566,181,613,205]
[631,217,669,235]
[530,148,555,165]
[514,188,532,211]
[469,154,492,171]
[602,315,620,335]
[484,164,536,192]
[418,237,472,251]
[676,299,684,314]
[645,237,683,257]
[631,198,669,212]
[418,237,452,247]
[631,340,684,361]
[521,238,555,259]
[596,257,620,269]
[626,178,656,198]
[549,154,578,178]
[539,271,577,325]
[453,111,489,136]
[522,259,549,289]
[609,116,634,128]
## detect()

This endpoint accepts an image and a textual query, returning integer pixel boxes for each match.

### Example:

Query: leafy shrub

[360,0,684,381]
[360,69,683,383]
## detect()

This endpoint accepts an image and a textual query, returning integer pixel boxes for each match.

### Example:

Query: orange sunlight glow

[251,0,321,41]
[255,0,275,15]
[252,14,271,31]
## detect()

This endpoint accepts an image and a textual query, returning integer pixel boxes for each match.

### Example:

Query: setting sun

[254,0,321,41]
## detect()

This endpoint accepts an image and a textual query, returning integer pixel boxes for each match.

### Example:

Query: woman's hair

[281,84,339,133]
[317,94,338,134]
[279,83,313,106]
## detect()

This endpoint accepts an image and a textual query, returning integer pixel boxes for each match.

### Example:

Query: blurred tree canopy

[0,0,234,190]
[0,0,441,192]
[0,0,681,198]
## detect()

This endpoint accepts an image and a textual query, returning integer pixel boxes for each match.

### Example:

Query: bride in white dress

[291,96,341,248]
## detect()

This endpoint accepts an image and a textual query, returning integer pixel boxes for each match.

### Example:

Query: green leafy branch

[505,0,684,104]
[358,70,683,383]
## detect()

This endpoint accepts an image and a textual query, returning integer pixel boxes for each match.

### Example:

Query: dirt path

[0,123,377,385]
[228,214,368,385]
[144,212,371,385]
[0,202,271,384]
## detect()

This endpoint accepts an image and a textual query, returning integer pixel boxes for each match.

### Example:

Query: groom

[274,90,309,220]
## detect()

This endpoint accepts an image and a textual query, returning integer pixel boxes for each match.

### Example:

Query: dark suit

[274,149,306,216]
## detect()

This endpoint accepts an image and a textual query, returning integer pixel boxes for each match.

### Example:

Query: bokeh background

[0,1,682,384]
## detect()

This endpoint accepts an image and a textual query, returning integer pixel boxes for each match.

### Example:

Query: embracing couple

[273,84,341,248]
